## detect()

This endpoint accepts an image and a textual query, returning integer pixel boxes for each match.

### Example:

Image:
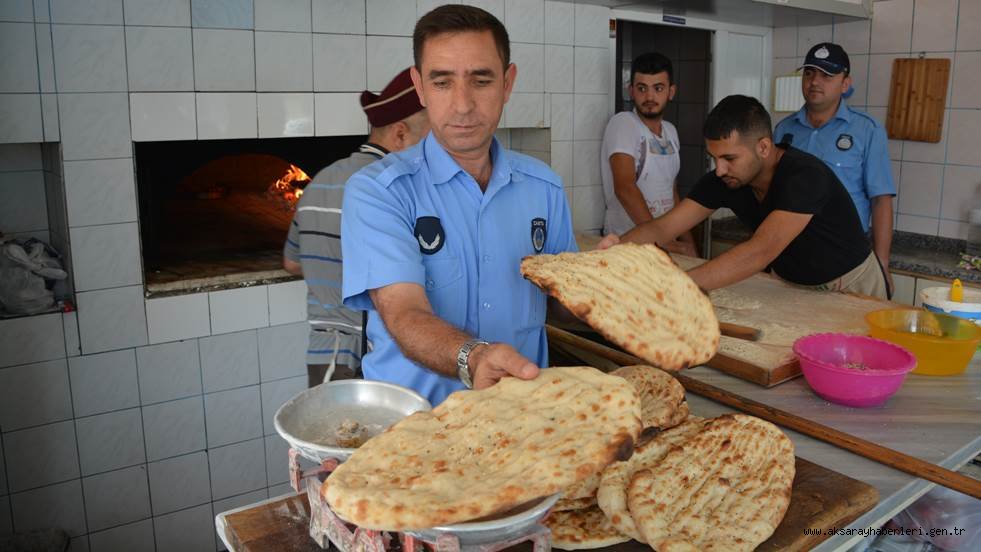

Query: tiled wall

[772,0,981,240]
[0,144,49,242]
[0,1,614,550]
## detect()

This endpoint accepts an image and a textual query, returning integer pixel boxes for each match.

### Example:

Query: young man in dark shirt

[598,94,888,299]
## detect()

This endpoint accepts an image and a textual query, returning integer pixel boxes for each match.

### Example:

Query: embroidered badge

[836,134,853,151]
[815,46,830,59]
[414,216,445,255]
[531,218,547,253]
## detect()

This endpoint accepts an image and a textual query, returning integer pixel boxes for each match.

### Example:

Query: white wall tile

[82,465,151,532]
[69,349,140,417]
[208,438,267,499]
[3,421,79,492]
[256,322,306,382]
[263,434,291,485]
[52,25,126,93]
[772,26,796,60]
[0,143,41,170]
[255,0,310,32]
[204,386,263,447]
[0,359,72,431]
[64,158,137,227]
[549,93,572,140]
[847,54,869,107]
[58,93,132,161]
[89,519,155,552]
[466,0,503,20]
[200,329,260,392]
[573,3,607,48]
[192,29,255,91]
[897,161,942,217]
[0,170,47,232]
[146,293,211,344]
[210,285,270,334]
[544,0,572,45]
[0,94,43,143]
[41,94,59,141]
[366,0,416,36]
[258,93,314,137]
[37,22,56,91]
[314,92,367,135]
[550,140,572,188]
[63,312,80,357]
[797,22,832,58]
[911,0,956,52]
[70,223,142,291]
[75,408,146,475]
[137,340,202,404]
[890,273,915,305]
[255,31,313,92]
[870,0,913,53]
[191,0,253,29]
[835,16,872,56]
[51,0,123,24]
[130,92,197,141]
[504,92,544,128]
[574,47,608,95]
[938,219,969,240]
[366,35,413,91]
[154,503,216,551]
[268,280,307,325]
[0,0,33,21]
[902,109,949,164]
[9,480,87,537]
[572,94,607,142]
[313,34,366,91]
[0,312,65,368]
[896,213,939,235]
[572,183,603,231]
[957,0,981,51]
[0,22,38,92]
[951,52,981,109]
[124,0,191,26]
[259,375,304,435]
[312,0,364,34]
[142,397,206,461]
[545,45,573,94]
[126,26,194,91]
[512,43,543,93]
[946,109,981,166]
[76,285,148,354]
[147,452,211,515]
[196,93,258,139]
[866,54,896,108]
[505,0,543,44]
[572,139,600,188]
[940,164,981,221]
[32,0,49,22]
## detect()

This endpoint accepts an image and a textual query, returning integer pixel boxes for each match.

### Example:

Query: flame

[266,163,310,211]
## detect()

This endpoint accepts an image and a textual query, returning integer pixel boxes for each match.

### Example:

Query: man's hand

[660,239,698,257]
[467,343,539,389]
[597,233,620,250]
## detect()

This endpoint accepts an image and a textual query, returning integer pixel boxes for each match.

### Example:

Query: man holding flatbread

[341,5,577,405]
[599,95,888,299]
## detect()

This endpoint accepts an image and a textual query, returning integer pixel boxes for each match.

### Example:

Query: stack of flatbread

[520,243,720,371]
[545,413,796,551]
[322,367,642,530]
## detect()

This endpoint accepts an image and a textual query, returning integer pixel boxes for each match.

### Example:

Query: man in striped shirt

[283,68,430,387]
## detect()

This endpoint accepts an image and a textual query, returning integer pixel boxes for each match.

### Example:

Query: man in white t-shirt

[601,52,695,255]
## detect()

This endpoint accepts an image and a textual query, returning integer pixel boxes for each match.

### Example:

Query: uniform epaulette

[849,106,883,128]
[357,146,424,189]
[509,150,563,188]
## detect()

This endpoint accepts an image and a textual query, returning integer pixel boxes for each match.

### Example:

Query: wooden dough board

[220,457,878,552]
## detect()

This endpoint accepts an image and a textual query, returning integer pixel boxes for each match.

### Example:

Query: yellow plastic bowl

[865,309,981,376]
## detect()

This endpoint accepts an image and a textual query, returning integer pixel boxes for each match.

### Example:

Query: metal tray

[274,379,431,463]
[403,493,562,546]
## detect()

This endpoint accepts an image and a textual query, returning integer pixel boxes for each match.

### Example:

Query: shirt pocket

[826,151,863,193]
[422,256,465,326]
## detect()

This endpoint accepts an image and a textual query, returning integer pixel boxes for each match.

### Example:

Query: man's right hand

[597,233,620,250]
[468,343,539,390]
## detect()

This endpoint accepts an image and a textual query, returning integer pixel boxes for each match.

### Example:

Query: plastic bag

[891,485,981,551]
[0,237,67,315]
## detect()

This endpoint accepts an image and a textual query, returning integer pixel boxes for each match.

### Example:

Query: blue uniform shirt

[774,101,895,232]
[341,133,578,406]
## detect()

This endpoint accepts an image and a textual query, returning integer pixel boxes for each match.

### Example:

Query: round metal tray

[274,379,431,463]
[404,493,562,546]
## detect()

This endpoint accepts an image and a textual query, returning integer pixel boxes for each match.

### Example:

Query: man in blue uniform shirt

[340,4,577,406]
[774,42,896,295]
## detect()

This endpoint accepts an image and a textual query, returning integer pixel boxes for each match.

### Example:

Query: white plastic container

[920,285,981,325]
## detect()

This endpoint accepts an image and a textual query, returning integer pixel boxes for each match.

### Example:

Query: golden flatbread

[323,367,641,530]
[627,414,795,551]
[543,505,630,550]
[553,495,597,512]
[520,244,719,370]
[611,365,688,430]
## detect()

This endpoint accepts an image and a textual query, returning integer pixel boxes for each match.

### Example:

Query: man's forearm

[871,196,893,263]
[377,304,472,378]
[615,185,655,226]
[620,218,675,248]
[687,239,771,291]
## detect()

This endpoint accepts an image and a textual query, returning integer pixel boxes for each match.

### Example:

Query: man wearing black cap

[775,42,896,296]
[283,67,430,387]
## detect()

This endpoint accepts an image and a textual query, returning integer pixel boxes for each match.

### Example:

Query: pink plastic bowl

[792,333,917,408]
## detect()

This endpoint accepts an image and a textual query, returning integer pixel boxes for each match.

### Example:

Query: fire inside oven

[135,136,365,292]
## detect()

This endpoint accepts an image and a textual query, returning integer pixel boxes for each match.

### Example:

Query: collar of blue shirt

[423,132,514,192]
[793,98,852,129]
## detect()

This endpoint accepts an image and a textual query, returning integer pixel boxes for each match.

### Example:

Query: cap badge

[815,47,830,59]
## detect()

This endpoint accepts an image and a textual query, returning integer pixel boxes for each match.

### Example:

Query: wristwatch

[456,339,489,389]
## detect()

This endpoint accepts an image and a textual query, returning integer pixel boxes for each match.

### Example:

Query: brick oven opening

[135,136,365,295]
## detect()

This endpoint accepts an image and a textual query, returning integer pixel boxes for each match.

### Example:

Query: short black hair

[702,95,772,141]
[631,52,673,84]
[413,4,510,70]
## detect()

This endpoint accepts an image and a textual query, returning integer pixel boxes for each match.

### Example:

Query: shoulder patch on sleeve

[509,151,563,188]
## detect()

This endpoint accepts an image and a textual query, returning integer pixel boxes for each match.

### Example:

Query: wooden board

[219,458,878,552]
[887,58,950,143]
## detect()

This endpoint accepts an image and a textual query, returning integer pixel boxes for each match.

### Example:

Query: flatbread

[611,365,688,430]
[553,495,598,512]
[323,367,642,530]
[520,243,719,370]
[595,417,708,542]
[627,414,795,551]
[543,506,631,550]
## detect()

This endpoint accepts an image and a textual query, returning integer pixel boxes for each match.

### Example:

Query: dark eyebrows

[425,67,498,80]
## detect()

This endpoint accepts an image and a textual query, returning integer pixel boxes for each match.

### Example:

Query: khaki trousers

[794,252,890,300]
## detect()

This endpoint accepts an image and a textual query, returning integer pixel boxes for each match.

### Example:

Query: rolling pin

[719,321,761,341]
